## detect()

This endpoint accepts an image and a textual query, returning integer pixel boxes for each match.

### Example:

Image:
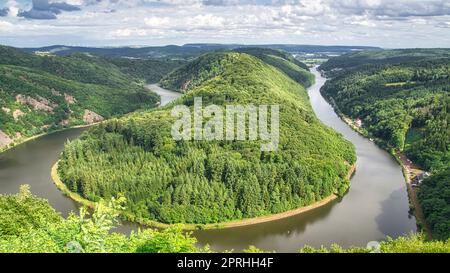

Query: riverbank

[0,83,162,155]
[318,85,432,239]
[340,114,432,239]
[52,160,356,231]
[395,152,433,240]
[0,122,101,155]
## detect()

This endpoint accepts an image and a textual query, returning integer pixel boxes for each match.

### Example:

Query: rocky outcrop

[13,109,25,121]
[16,94,56,112]
[83,110,104,124]
[182,80,191,93]
[0,130,13,148]
[2,107,10,114]
[64,93,77,104]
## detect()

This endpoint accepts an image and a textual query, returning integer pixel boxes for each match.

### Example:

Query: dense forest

[101,57,185,84]
[0,45,178,150]
[233,48,314,87]
[321,56,449,172]
[160,48,314,92]
[320,50,450,240]
[320,49,450,77]
[58,51,356,225]
[418,167,450,240]
[1,186,448,253]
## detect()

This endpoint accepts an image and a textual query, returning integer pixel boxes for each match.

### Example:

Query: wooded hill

[101,56,186,84]
[320,48,450,77]
[320,52,449,172]
[0,45,181,150]
[232,48,314,87]
[58,51,356,225]
[160,47,314,92]
[320,49,450,240]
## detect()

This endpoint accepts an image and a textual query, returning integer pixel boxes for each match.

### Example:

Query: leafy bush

[0,187,199,253]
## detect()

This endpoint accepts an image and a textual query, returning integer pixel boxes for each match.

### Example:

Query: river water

[0,70,417,252]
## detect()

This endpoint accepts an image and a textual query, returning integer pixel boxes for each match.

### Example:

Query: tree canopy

[418,167,450,240]
[321,58,449,172]
[58,52,356,225]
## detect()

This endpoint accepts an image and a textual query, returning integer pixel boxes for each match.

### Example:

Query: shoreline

[394,152,433,240]
[0,122,101,155]
[51,160,356,231]
[319,86,433,239]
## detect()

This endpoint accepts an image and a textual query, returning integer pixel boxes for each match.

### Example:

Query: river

[0,71,417,252]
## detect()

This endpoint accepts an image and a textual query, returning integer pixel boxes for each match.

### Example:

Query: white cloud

[5,0,19,17]
[112,28,148,37]
[350,19,376,27]
[0,20,14,32]
[144,16,171,27]
[0,0,449,47]
[187,14,225,28]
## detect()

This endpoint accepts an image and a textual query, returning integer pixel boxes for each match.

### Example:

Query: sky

[0,0,449,48]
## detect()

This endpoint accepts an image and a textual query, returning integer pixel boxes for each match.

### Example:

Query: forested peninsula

[57,50,356,226]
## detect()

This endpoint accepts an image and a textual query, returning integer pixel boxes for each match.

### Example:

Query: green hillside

[320,48,450,77]
[101,57,186,84]
[160,48,313,91]
[0,46,136,88]
[233,48,314,87]
[233,47,309,70]
[418,167,450,240]
[0,46,160,151]
[321,58,449,172]
[58,52,356,225]
[0,45,185,86]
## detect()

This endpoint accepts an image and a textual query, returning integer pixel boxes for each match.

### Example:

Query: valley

[0,45,447,253]
[0,65,416,252]
[0,0,449,258]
